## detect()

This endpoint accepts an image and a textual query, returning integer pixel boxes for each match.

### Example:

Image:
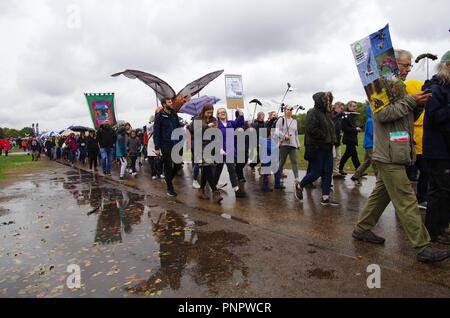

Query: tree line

[0,127,34,139]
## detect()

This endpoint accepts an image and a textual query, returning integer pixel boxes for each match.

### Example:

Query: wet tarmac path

[0,162,449,297]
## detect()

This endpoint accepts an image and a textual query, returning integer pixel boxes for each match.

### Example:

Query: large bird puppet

[111,69,224,112]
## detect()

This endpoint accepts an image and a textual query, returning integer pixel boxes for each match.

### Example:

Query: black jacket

[304,93,336,150]
[423,75,450,160]
[86,136,99,153]
[341,113,358,145]
[97,125,116,148]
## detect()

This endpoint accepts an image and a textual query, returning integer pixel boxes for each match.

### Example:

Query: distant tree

[0,127,4,139]
[19,127,34,137]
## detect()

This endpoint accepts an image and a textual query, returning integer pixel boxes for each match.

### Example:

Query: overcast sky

[0,0,448,132]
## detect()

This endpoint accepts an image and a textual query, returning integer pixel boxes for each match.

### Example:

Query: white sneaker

[132,172,137,176]
[160,174,165,179]
[192,180,200,189]
[152,176,157,180]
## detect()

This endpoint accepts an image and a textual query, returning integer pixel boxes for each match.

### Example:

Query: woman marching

[215,108,247,198]
[189,104,223,204]
[86,130,99,172]
[147,115,163,180]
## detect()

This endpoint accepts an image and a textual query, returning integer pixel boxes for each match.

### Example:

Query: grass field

[0,154,34,180]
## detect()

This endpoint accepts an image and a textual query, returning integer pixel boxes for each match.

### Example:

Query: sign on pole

[350,24,406,114]
[225,74,244,110]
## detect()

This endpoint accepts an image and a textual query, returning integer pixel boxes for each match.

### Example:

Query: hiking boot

[339,170,348,176]
[196,189,209,200]
[333,174,346,179]
[431,233,450,245]
[274,184,286,190]
[294,182,303,201]
[417,246,450,263]
[212,191,223,204]
[352,230,386,245]
[321,198,340,206]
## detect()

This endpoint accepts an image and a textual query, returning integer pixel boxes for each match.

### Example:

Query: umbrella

[179,96,220,116]
[67,125,95,132]
[60,130,78,137]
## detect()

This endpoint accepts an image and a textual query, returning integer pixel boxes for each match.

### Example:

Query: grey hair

[436,62,450,85]
[394,49,413,61]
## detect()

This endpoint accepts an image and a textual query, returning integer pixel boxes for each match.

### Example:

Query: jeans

[193,163,200,181]
[100,148,113,173]
[300,148,333,196]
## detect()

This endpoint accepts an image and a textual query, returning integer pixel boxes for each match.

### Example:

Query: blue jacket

[115,128,127,158]
[217,115,244,157]
[363,105,374,149]
[423,75,450,160]
[153,109,182,150]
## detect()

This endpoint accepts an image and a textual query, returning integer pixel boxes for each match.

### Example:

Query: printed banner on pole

[350,24,406,113]
[85,93,117,129]
[225,74,244,110]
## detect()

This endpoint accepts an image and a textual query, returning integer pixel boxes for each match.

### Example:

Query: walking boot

[212,190,223,203]
[196,189,209,200]
[235,182,247,198]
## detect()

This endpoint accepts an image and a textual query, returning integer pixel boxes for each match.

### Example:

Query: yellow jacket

[414,111,424,155]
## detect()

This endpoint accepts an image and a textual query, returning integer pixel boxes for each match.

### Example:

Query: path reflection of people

[94,187,144,244]
[129,209,249,296]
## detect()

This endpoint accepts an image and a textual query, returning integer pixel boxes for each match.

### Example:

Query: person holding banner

[352,49,449,263]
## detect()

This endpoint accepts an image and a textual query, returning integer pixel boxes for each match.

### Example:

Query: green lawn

[0,155,33,180]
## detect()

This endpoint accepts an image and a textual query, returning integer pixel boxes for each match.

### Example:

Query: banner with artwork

[85,93,117,129]
[350,24,406,113]
[225,74,244,110]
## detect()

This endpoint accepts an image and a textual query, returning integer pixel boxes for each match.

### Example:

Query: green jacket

[372,95,417,165]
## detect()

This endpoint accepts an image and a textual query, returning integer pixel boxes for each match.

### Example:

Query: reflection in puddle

[0,168,250,297]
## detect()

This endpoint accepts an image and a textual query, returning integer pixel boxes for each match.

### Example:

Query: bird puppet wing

[111,70,177,101]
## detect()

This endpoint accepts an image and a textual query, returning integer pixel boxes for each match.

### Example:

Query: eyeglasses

[398,63,413,69]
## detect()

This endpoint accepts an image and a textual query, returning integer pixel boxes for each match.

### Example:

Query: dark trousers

[79,148,86,164]
[300,148,333,196]
[161,145,177,191]
[406,155,429,203]
[425,159,450,238]
[129,155,138,173]
[200,165,217,191]
[149,156,163,177]
[339,144,360,171]
[88,151,98,170]
[215,162,239,188]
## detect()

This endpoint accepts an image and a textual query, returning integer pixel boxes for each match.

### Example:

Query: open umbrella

[67,125,95,132]
[179,96,220,116]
